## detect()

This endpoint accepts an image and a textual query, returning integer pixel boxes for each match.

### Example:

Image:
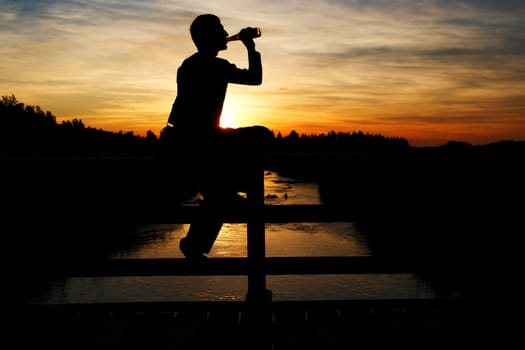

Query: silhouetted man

[167,14,273,259]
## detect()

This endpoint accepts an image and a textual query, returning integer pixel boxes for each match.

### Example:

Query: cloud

[1,0,524,144]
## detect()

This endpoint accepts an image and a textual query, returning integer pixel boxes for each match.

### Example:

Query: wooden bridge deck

[6,298,494,349]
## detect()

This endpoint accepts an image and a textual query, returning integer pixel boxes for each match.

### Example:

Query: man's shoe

[179,237,207,260]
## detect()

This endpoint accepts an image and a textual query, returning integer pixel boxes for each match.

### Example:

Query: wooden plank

[5,297,483,349]
[12,298,463,313]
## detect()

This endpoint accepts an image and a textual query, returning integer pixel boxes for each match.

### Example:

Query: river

[25,171,435,304]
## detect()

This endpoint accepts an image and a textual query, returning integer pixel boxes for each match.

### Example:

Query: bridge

[3,156,510,349]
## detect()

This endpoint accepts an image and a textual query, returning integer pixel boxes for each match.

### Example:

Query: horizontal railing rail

[34,256,428,278]
[13,298,464,315]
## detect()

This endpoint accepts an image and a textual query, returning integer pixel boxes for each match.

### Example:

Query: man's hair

[190,14,220,50]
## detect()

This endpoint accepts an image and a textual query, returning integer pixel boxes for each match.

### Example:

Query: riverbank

[266,143,524,300]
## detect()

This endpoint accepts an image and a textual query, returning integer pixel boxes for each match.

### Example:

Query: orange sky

[1,1,524,146]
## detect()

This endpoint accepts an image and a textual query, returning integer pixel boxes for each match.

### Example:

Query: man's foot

[179,237,207,260]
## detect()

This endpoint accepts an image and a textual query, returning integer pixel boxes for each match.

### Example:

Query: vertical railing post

[246,159,270,303]
[244,159,272,350]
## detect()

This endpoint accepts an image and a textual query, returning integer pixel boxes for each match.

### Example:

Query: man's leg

[221,125,274,191]
[179,172,235,258]
[179,127,273,258]
[183,197,224,255]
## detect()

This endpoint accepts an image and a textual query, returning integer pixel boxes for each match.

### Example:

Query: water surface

[28,171,435,303]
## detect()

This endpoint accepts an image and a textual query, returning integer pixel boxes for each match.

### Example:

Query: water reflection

[36,274,433,304]
[24,171,436,304]
[114,222,369,260]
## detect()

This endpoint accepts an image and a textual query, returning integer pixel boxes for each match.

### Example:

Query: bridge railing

[32,164,425,302]
[7,160,473,350]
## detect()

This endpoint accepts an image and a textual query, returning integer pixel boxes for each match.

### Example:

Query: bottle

[226,27,261,42]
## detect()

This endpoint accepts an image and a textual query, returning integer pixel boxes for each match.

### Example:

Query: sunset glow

[1,0,524,146]
[219,99,240,129]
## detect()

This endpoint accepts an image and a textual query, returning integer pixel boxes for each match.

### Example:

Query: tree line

[1,94,158,157]
[1,94,416,157]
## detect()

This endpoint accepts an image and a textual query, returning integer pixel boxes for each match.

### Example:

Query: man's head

[190,14,228,53]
